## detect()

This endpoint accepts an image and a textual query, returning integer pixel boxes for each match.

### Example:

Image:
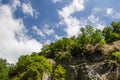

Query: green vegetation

[9,53,52,80]
[112,52,120,62]
[0,21,120,80]
[53,65,66,80]
[41,22,120,58]
[0,58,10,80]
[103,22,120,43]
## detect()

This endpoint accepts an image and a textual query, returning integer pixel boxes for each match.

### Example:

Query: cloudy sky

[0,0,120,63]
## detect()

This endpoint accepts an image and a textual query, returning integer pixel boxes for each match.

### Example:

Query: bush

[55,51,71,60]
[9,55,52,80]
[98,39,106,45]
[112,52,120,61]
[53,65,66,80]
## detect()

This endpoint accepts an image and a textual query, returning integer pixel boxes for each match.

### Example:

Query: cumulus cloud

[12,0,21,10]
[52,0,62,3]
[92,7,102,14]
[55,34,63,40]
[58,0,85,37]
[32,23,60,45]
[88,14,105,30]
[43,28,55,36]
[42,24,55,36]
[32,26,45,37]
[106,8,113,15]
[22,2,38,18]
[33,24,55,37]
[88,15,99,24]
[0,2,42,63]
[106,8,120,19]
[44,39,52,45]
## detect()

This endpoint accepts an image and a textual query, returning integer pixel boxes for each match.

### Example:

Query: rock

[48,59,56,66]
[45,40,120,80]
[42,72,51,80]
[65,61,120,80]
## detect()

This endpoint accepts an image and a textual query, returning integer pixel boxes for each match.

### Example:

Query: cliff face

[65,41,120,80]
[66,41,120,80]
[46,41,120,80]
[65,61,120,80]
[46,59,120,80]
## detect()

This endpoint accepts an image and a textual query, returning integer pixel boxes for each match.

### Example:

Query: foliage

[40,22,120,58]
[98,39,106,45]
[103,22,120,43]
[0,58,10,80]
[9,53,52,80]
[53,64,66,80]
[78,25,103,45]
[55,51,71,61]
[41,45,52,57]
[102,26,113,43]
[111,21,120,34]
[112,52,120,62]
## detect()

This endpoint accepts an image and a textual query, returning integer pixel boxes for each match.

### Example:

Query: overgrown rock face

[65,61,120,80]
[51,41,120,80]
[85,40,120,55]
[43,41,120,80]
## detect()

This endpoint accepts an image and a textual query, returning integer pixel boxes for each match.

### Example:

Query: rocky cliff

[47,41,120,80]
[65,61,120,80]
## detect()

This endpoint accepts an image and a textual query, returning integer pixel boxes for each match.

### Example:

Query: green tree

[102,26,113,43]
[40,45,52,57]
[102,22,120,43]
[42,37,72,58]
[111,21,120,34]
[78,25,103,45]
[9,53,52,80]
[91,29,103,45]
[0,58,9,80]
[69,38,83,57]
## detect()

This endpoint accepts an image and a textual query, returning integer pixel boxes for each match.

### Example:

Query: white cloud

[33,24,55,37]
[88,14,105,30]
[106,8,113,15]
[22,2,38,18]
[52,0,62,3]
[96,24,105,30]
[0,2,42,63]
[33,26,45,37]
[106,8,120,19]
[42,24,55,36]
[88,15,99,24]
[12,0,21,10]
[44,39,52,45]
[43,28,55,36]
[55,34,63,40]
[58,0,85,37]
[92,7,102,14]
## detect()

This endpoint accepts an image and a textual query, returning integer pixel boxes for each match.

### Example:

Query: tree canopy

[9,53,52,80]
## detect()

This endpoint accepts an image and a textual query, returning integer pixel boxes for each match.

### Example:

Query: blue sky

[0,0,120,63]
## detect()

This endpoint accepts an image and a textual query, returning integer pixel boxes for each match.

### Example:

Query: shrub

[98,39,106,45]
[112,52,120,61]
[55,51,71,60]
[53,65,66,80]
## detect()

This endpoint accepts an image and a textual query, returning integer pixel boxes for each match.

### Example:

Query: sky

[0,0,120,63]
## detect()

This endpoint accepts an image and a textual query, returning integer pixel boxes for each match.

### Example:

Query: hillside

[0,22,120,80]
